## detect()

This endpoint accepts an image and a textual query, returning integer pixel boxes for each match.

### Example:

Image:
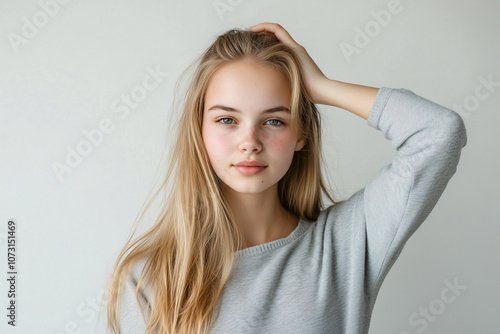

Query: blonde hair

[102,27,339,334]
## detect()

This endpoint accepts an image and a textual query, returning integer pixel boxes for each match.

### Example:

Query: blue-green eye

[218,117,235,125]
[216,118,285,126]
[266,119,284,126]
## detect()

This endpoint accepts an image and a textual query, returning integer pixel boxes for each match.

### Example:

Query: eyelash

[215,117,285,127]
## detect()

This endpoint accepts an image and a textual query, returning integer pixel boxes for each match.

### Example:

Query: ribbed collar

[235,217,310,257]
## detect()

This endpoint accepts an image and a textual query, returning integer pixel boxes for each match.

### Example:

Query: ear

[295,137,306,151]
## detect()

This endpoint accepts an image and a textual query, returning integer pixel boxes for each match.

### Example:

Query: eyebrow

[207,105,290,114]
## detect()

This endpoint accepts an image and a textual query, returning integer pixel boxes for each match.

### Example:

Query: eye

[265,119,285,126]
[215,117,285,127]
[217,117,235,125]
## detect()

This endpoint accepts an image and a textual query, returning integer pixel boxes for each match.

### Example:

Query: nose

[238,125,262,153]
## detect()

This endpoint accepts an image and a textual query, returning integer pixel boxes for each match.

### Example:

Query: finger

[248,22,288,38]
[248,22,301,48]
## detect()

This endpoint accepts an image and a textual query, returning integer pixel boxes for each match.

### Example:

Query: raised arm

[359,87,467,294]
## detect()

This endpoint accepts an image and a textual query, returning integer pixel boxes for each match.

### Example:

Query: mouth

[233,160,267,167]
[232,165,267,176]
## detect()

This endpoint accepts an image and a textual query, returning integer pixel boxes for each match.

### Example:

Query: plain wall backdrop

[1,0,498,333]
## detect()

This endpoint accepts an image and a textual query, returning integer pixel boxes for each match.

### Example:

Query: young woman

[103,22,467,333]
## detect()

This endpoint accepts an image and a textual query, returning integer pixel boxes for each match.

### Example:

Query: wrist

[314,78,343,107]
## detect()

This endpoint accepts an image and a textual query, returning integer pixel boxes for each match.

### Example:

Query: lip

[233,160,267,167]
[233,165,267,176]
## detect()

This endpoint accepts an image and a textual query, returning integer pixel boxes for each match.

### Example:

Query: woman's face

[202,59,305,195]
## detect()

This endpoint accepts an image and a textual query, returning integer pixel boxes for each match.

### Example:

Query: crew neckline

[235,217,310,257]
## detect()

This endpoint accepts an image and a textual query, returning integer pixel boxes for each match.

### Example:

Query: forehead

[204,59,291,109]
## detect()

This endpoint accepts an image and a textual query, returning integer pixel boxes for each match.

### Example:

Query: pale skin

[202,59,303,250]
[202,23,380,250]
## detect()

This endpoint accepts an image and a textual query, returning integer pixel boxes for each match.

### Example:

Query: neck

[222,184,299,250]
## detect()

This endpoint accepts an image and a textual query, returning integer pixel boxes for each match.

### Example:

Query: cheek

[204,130,232,158]
[269,133,298,154]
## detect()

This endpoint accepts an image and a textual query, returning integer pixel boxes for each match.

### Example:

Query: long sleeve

[363,87,467,295]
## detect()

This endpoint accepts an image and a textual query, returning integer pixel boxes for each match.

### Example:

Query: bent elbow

[441,109,468,149]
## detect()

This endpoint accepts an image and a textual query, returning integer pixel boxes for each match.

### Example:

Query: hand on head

[248,22,329,104]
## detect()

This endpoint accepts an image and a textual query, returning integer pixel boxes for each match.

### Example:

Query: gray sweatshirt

[117,87,468,334]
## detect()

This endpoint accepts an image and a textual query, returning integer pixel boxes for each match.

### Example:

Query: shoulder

[118,258,152,332]
[119,258,153,329]
[122,257,154,306]
[127,257,150,283]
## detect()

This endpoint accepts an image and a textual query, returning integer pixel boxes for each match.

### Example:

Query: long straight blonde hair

[102,27,339,334]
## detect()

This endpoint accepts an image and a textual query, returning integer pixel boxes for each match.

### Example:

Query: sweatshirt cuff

[367,87,395,130]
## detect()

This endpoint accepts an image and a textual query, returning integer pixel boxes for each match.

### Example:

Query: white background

[0,0,498,333]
